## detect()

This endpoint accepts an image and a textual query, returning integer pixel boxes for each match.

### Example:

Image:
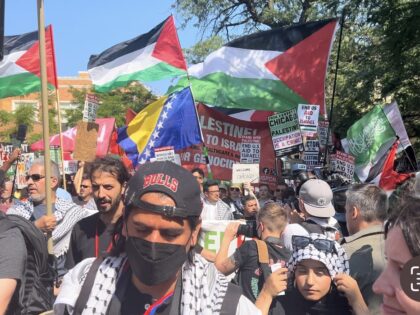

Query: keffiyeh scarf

[7,197,97,257]
[56,253,230,315]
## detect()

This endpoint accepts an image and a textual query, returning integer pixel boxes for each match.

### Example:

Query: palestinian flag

[88,15,187,93]
[0,25,57,99]
[170,18,338,116]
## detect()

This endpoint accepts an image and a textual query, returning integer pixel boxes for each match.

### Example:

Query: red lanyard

[94,224,113,257]
[143,291,174,315]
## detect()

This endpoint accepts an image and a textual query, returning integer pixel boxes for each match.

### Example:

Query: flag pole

[54,89,67,190]
[171,14,213,179]
[323,10,345,166]
[37,0,53,253]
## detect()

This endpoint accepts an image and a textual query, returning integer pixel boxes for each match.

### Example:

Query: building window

[12,100,40,121]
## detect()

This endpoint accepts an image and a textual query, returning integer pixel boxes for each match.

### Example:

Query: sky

[5,0,202,94]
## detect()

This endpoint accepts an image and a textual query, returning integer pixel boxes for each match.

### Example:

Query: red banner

[179,104,278,186]
[30,118,115,158]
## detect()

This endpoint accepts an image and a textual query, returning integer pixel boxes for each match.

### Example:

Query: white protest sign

[304,140,320,152]
[154,146,175,163]
[16,153,35,189]
[232,163,260,183]
[298,104,320,136]
[330,151,355,180]
[240,136,261,164]
[63,160,78,174]
[82,94,99,122]
[268,109,303,157]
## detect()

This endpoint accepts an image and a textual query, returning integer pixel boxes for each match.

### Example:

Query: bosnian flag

[88,16,187,92]
[0,25,57,98]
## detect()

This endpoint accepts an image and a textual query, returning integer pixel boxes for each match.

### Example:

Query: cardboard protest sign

[73,121,99,162]
[154,146,176,163]
[179,104,277,187]
[268,109,303,157]
[330,151,355,180]
[240,136,261,164]
[82,94,99,122]
[298,104,320,136]
[232,163,260,183]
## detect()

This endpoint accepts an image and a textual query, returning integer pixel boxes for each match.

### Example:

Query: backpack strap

[73,256,105,315]
[220,282,243,315]
[299,220,325,234]
[254,239,272,280]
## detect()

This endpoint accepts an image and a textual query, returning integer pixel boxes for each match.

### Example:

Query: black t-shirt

[65,212,115,269]
[233,237,291,302]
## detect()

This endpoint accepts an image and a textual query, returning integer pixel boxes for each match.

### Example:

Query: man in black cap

[55,161,260,315]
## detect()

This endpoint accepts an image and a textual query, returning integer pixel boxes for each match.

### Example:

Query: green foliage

[67,83,157,127]
[14,104,37,132]
[0,110,13,124]
[176,0,419,157]
[184,36,224,64]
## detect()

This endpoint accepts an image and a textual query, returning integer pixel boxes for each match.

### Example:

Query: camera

[237,220,258,238]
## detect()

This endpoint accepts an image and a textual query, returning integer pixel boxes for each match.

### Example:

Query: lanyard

[144,291,174,315]
[94,223,113,257]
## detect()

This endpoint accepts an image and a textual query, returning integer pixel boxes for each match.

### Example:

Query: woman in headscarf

[255,233,369,315]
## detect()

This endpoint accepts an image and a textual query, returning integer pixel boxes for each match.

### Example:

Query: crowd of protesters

[0,149,419,315]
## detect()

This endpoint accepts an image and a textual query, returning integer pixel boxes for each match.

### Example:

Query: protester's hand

[9,148,21,163]
[35,215,57,233]
[224,222,241,241]
[261,268,288,297]
[285,202,304,224]
[334,273,365,306]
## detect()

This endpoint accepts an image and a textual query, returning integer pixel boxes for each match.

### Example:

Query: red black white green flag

[0,25,57,98]
[88,15,187,93]
[170,19,338,116]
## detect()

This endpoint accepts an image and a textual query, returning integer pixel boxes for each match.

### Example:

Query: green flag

[346,105,396,181]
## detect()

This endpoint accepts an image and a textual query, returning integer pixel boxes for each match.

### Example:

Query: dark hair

[385,195,420,257]
[90,156,130,185]
[242,195,257,206]
[203,180,218,192]
[191,168,204,178]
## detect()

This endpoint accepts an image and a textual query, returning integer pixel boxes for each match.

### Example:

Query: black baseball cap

[124,161,202,218]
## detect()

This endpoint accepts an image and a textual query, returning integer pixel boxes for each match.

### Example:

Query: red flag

[379,141,413,190]
[125,108,137,125]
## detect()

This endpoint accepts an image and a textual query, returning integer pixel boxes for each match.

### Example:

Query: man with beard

[7,158,97,278]
[55,161,260,315]
[65,156,129,269]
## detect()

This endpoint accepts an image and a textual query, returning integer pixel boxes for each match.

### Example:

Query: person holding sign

[215,203,291,308]
[55,161,260,315]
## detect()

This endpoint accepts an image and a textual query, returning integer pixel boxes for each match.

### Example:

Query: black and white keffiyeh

[7,197,97,257]
[288,233,349,279]
[55,253,231,315]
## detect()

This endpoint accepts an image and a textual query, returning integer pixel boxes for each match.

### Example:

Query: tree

[176,0,419,156]
[66,82,157,127]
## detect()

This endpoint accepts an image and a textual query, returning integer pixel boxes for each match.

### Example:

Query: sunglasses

[230,187,240,192]
[25,174,45,182]
[292,235,335,253]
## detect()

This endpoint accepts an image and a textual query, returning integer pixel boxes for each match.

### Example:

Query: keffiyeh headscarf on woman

[288,233,349,279]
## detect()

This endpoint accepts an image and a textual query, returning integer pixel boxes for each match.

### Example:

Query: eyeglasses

[230,187,240,192]
[292,235,335,253]
[25,174,45,182]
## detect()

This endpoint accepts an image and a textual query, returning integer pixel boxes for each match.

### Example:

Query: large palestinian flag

[171,19,338,116]
[88,15,187,93]
[0,25,57,99]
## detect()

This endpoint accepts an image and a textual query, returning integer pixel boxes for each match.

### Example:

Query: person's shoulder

[283,223,310,236]
[77,212,100,228]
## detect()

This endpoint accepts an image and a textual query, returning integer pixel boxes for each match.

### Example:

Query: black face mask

[125,237,188,285]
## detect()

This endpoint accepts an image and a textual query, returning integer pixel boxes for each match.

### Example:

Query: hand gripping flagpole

[171,15,213,179]
[37,0,53,253]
